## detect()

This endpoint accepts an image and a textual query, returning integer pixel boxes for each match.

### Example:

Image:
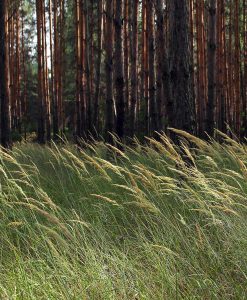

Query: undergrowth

[0,130,247,299]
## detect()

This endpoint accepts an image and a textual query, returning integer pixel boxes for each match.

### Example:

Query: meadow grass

[0,131,247,299]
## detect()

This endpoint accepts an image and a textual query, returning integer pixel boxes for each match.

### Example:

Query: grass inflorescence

[0,132,247,299]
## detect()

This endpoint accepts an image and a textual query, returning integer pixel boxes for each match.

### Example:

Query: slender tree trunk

[75,0,82,139]
[243,0,247,138]
[234,0,240,136]
[94,0,103,132]
[0,0,11,148]
[15,9,21,134]
[115,0,125,140]
[105,0,114,142]
[84,0,92,134]
[49,0,54,139]
[129,0,138,138]
[207,0,217,137]
[36,0,46,143]
[147,0,157,135]
[53,0,59,138]
[124,0,130,122]
[42,1,51,141]
[155,0,163,132]
[21,4,27,139]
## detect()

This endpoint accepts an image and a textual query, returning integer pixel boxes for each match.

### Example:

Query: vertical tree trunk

[124,0,131,122]
[195,0,206,137]
[216,0,226,133]
[234,0,240,136]
[94,0,103,131]
[124,0,130,120]
[84,0,92,134]
[207,0,217,137]
[53,0,59,138]
[114,0,125,140]
[105,0,114,142]
[129,0,138,138]
[155,0,171,132]
[49,0,54,139]
[155,0,167,131]
[0,0,11,148]
[75,0,82,139]
[80,0,86,136]
[9,12,14,130]
[21,4,27,139]
[36,0,46,143]
[139,0,148,136]
[243,0,247,138]
[169,0,196,135]
[15,9,22,134]
[42,0,51,141]
[147,0,157,135]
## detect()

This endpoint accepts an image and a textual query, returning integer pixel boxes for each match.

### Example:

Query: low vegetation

[0,131,247,299]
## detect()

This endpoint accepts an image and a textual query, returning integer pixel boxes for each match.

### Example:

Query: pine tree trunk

[234,0,240,136]
[155,0,170,132]
[105,0,114,143]
[147,0,157,135]
[115,0,125,140]
[36,0,46,143]
[94,0,103,132]
[207,0,217,137]
[169,0,196,136]
[75,0,82,139]
[243,0,247,138]
[0,0,11,148]
[129,0,138,138]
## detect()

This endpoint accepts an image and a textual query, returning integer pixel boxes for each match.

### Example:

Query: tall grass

[0,132,247,299]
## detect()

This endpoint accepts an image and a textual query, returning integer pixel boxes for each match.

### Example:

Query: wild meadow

[0,130,247,299]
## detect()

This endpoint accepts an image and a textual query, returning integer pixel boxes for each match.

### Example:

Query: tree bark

[0,0,11,148]
[129,0,138,138]
[169,0,196,136]
[207,0,217,137]
[94,0,103,132]
[147,0,157,135]
[115,0,125,140]
[36,0,46,143]
[105,0,114,143]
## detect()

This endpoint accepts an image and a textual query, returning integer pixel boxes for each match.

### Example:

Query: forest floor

[0,131,247,299]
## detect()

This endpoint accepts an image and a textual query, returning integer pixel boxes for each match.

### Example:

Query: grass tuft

[0,132,247,299]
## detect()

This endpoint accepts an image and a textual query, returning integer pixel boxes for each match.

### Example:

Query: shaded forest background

[0,0,247,147]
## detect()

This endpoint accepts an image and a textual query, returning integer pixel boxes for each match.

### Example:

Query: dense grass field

[1,130,247,299]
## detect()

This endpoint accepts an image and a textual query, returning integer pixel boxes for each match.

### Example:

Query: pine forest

[1,1,247,299]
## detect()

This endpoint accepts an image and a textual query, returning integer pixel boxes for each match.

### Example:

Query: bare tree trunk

[105,0,114,143]
[94,0,103,132]
[36,0,46,143]
[155,0,172,134]
[169,0,196,136]
[129,0,138,138]
[42,1,51,141]
[234,0,240,136]
[207,0,217,137]
[21,4,27,140]
[75,0,82,139]
[242,0,247,138]
[147,0,157,135]
[84,0,92,134]
[114,0,125,140]
[0,0,11,148]
[124,0,130,122]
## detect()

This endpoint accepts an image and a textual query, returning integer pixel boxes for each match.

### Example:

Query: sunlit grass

[0,131,247,299]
